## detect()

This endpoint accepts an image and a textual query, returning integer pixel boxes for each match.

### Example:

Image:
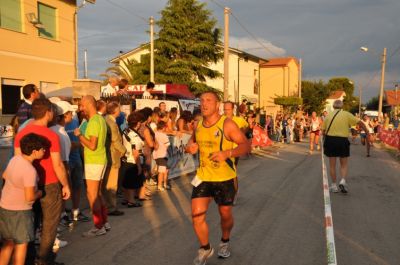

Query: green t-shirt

[322,110,359,137]
[84,114,107,165]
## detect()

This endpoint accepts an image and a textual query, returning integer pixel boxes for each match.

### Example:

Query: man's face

[200,93,219,117]
[64,111,73,124]
[31,87,40,100]
[80,99,89,116]
[223,103,234,117]
[159,103,166,112]
[312,112,317,118]
[110,79,119,87]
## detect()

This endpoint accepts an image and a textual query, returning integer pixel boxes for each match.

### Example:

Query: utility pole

[150,16,155,83]
[83,49,88,79]
[359,85,362,115]
[378,47,387,119]
[223,7,230,101]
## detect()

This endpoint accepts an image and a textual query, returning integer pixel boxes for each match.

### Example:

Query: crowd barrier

[252,125,273,147]
[379,129,400,150]
[166,133,198,179]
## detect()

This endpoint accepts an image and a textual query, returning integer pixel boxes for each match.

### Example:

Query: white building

[325,91,346,112]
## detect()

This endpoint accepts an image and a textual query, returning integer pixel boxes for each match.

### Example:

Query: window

[0,0,22,32]
[253,69,259,95]
[38,2,56,39]
[1,79,23,115]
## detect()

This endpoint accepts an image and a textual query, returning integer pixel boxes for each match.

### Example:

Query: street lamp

[75,0,95,79]
[360,46,387,120]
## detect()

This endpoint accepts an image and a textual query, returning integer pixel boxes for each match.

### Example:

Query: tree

[127,0,223,95]
[366,96,379,110]
[301,80,331,114]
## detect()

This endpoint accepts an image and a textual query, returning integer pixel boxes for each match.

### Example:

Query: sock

[201,243,210,250]
[92,208,103,229]
[221,238,230,243]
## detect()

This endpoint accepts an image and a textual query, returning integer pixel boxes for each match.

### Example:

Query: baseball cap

[54,100,74,116]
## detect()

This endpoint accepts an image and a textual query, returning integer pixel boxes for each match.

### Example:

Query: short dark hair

[181,110,193,122]
[96,100,106,112]
[20,133,50,156]
[201,91,220,102]
[153,107,161,114]
[146,82,155,89]
[127,111,143,129]
[106,101,120,115]
[119,79,128,89]
[157,120,167,130]
[31,98,52,120]
[22,84,37,99]
[159,102,166,107]
[139,107,153,122]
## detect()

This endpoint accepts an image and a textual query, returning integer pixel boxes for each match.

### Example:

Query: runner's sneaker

[339,179,348,194]
[53,237,68,251]
[72,210,90,222]
[60,215,73,227]
[104,222,111,231]
[217,242,231,258]
[330,183,339,193]
[193,247,214,265]
[82,226,106,237]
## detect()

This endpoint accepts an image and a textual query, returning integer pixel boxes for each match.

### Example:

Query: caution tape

[321,141,338,265]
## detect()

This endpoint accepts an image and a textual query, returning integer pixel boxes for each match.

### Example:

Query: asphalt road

[56,140,400,265]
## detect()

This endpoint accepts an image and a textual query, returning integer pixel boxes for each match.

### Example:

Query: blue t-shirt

[65,117,81,163]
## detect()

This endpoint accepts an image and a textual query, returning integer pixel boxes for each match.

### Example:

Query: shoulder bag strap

[325,110,341,137]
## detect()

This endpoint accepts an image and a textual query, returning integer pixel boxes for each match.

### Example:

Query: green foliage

[122,0,223,94]
[366,96,379,110]
[301,80,331,114]
[301,77,359,114]
[274,96,303,106]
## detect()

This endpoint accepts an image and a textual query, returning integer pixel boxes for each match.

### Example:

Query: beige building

[110,45,265,104]
[259,57,301,114]
[0,0,77,122]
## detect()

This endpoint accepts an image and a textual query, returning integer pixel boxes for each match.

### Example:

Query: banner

[379,129,400,149]
[135,99,180,113]
[178,99,200,113]
[167,133,198,179]
[0,125,13,147]
[252,125,273,147]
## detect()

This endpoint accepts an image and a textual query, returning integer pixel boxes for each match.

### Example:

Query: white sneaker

[82,226,106,237]
[104,222,111,231]
[339,179,348,194]
[53,237,68,251]
[217,242,231,258]
[330,183,339,193]
[193,247,214,265]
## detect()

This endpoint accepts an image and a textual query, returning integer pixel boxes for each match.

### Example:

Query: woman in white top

[309,111,322,153]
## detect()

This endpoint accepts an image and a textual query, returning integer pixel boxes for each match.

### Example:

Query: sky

[77,0,400,102]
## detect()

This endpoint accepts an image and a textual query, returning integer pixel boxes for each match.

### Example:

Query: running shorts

[192,179,235,206]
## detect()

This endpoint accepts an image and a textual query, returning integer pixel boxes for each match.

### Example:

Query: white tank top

[311,118,320,131]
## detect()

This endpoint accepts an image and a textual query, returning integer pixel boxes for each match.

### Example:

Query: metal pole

[74,10,78,79]
[237,55,240,104]
[378,47,387,119]
[83,49,88,79]
[359,85,362,116]
[150,16,155,83]
[224,7,230,101]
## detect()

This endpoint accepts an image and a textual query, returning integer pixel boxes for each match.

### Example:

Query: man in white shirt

[142,81,155,99]
[101,76,120,97]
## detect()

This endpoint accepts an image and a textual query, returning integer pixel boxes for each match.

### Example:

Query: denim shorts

[0,207,34,244]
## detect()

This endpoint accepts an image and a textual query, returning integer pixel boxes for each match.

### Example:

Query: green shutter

[0,0,22,32]
[38,3,56,39]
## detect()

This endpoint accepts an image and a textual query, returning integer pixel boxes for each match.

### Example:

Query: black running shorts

[191,179,235,206]
[323,135,350,157]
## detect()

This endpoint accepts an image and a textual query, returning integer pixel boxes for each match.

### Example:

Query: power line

[104,0,148,22]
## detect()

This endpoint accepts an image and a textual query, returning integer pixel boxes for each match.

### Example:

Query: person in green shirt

[322,100,369,194]
[74,96,109,237]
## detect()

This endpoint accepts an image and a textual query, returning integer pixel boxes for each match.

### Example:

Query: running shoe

[59,215,73,227]
[53,237,68,251]
[164,184,171,190]
[72,210,90,222]
[157,186,165,192]
[104,222,111,231]
[193,247,214,265]
[330,183,339,193]
[82,226,106,237]
[217,242,231,258]
[339,179,348,194]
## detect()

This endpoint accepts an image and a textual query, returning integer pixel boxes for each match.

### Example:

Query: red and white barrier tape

[321,142,338,265]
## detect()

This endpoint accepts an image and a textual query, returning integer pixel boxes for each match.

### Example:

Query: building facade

[0,0,77,122]
[110,45,264,105]
[325,91,346,113]
[259,58,301,115]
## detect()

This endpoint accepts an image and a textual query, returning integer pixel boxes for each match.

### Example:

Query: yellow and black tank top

[195,116,236,182]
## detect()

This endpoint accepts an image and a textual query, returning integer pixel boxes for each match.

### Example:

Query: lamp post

[74,0,95,79]
[360,46,387,120]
